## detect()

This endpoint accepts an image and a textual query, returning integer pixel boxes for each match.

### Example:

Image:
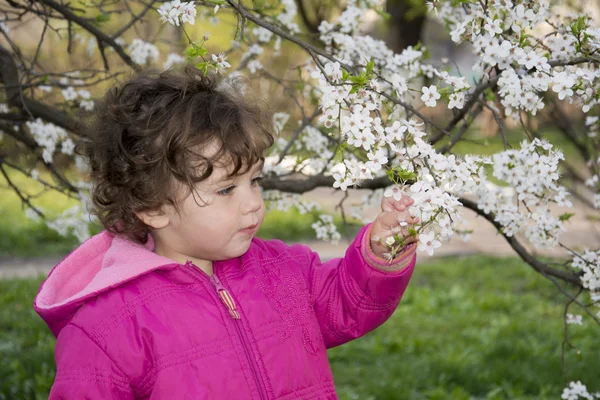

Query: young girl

[34,67,419,399]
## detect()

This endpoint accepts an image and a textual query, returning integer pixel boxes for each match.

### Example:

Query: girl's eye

[251,176,263,186]
[217,186,235,196]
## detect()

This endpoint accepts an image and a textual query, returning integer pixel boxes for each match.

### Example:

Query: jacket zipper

[186,262,268,400]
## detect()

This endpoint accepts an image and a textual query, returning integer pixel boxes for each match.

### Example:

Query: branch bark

[459,197,582,286]
[0,46,89,136]
[260,172,584,287]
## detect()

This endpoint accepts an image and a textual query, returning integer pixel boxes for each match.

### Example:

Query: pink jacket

[34,224,416,399]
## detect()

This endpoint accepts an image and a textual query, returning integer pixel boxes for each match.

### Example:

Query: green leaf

[194,62,212,76]
[333,142,347,163]
[196,46,208,57]
[184,47,198,58]
[365,59,375,75]
[95,13,111,23]
[559,212,576,222]
[386,166,417,184]
[374,8,391,21]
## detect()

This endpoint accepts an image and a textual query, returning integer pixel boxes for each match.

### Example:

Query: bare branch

[0,46,90,136]
[225,0,354,72]
[36,0,141,71]
[0,164,45,218]
[277,108,321,163]
[112,0,157,39]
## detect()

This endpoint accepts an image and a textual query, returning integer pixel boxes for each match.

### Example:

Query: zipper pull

[210,274,240,320]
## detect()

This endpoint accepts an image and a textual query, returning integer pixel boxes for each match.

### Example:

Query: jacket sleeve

[50,324,134,399]
[305,223,416,349]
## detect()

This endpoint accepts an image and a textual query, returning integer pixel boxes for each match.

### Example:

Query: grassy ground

[1,255,597,399]
[329,255,599,400]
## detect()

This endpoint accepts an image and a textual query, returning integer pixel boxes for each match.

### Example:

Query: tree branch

[261,170,584,287]
[459,197,582,286]
[225,0,354,72]
[0,46,90,136]
[111,0,157,39]
[36,0,141,71]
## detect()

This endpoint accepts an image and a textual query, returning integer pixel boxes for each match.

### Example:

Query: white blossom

[127,39,159,65]
[566,313,583,325]
[163,53,186,70]
[211,53,231,73]
[157,1,197,26]
[61,87,78,101]
[421,85,441,107]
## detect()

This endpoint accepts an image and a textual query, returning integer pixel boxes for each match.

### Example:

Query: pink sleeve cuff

[361,223,417,273]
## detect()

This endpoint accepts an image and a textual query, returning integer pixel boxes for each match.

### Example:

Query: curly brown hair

[80,67,274,244]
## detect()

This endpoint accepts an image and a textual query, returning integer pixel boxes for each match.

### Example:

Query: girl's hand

[370,195,420,260]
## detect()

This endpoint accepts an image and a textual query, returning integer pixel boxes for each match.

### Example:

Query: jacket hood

[34,231,177,337]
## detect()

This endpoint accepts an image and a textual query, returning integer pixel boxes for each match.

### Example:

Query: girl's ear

[135,207,171,230]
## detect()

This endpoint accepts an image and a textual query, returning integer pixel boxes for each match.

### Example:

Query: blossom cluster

[158,0,196,26]
[61,86,94,111]
[570,248,600,295]
[127,39,159,65]
[561,381,600,400]
[311,214,342,243]
[262,190,341,242]
[26,119,74,163]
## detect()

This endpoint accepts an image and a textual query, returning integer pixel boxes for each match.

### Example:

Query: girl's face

[147,159,265,270]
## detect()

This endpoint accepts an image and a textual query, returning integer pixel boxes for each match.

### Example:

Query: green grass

[329,255,599,400]
[0,170,85,258]
[1,255,597,399]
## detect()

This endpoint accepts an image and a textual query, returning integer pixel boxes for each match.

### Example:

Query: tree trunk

[386,0,426,52]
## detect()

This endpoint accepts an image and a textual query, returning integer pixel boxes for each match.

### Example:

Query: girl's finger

[379,211,418,229]
[381,196,395,212]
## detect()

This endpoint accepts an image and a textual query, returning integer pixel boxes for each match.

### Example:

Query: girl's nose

[241,191,262,215]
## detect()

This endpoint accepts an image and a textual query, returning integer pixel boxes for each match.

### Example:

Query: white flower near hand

[418,231,441,256]
[484,18,503,37]
[385,236,396,246]
[421,85,441,107]
[384,185,404,201]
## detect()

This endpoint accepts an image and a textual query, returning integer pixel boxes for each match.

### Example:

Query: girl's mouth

[239,224,258,234]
